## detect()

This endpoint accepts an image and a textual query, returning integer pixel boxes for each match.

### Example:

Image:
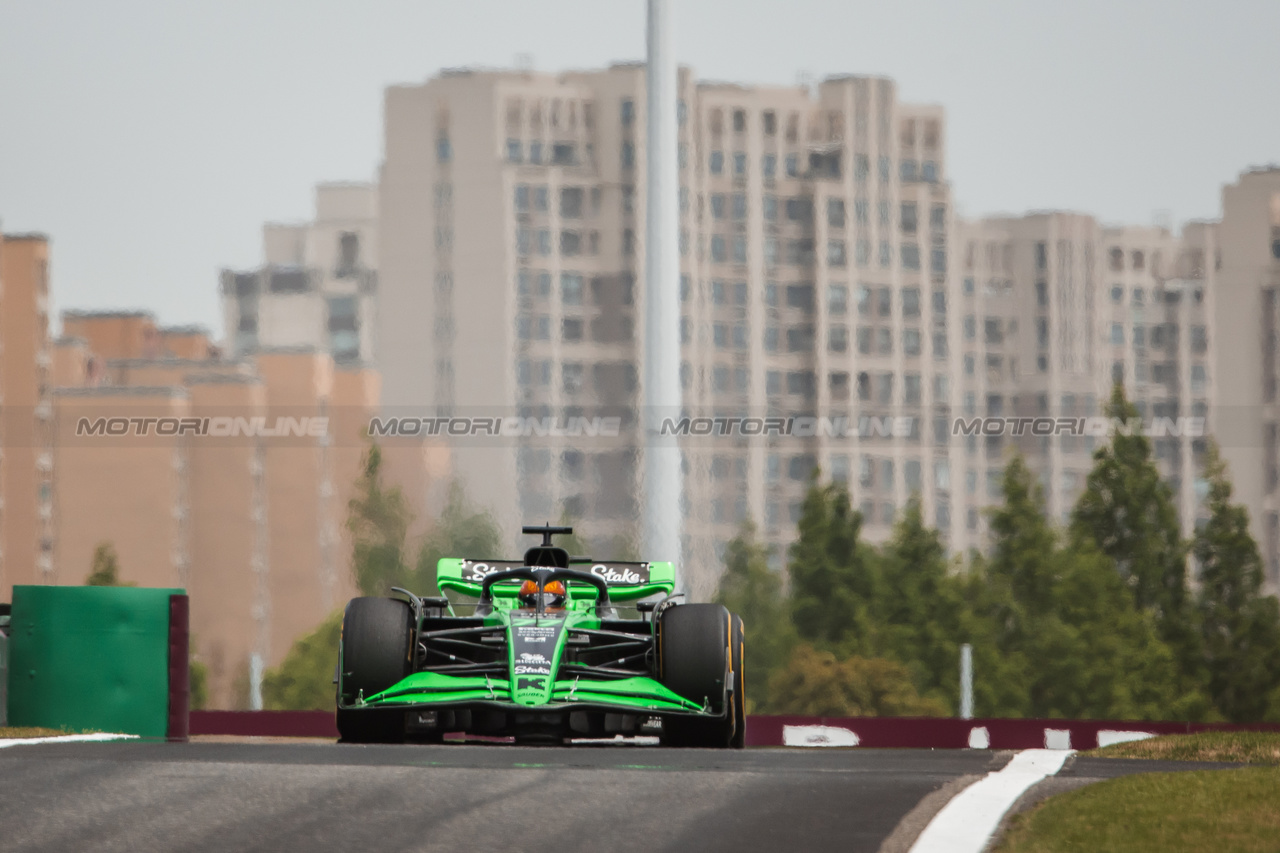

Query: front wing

[338,671,723,740]
[342,671,709,715]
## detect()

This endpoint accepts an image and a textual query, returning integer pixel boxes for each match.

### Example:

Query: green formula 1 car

[336,525,745,748]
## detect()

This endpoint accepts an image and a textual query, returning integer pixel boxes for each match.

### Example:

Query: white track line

[0,733,140,749]
[909,748,1073,853]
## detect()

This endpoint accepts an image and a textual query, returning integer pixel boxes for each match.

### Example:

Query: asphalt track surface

[0,740,1233,853]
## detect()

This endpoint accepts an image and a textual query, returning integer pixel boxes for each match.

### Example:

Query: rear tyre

[659,603,733,748]
[729,614,746,749]
[337,597,413,744]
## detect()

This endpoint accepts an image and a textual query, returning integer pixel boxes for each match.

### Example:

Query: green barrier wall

[8,585,185,737]
[0,619,9,727]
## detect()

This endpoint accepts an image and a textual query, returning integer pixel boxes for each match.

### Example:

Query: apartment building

[222,183,379,364]
[376,65,964,595]
[35,305,442,707]
[1213,167,1280,591]
[951,214,1215,549]
[0,233,54,594]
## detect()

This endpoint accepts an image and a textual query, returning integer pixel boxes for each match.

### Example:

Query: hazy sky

[2,0,1277,337]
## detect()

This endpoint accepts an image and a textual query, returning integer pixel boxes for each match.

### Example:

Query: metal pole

[643,0,683,582]
[959,643,973,720]
[249,652,264,711]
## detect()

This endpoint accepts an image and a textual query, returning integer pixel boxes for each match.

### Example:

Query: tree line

[716,385,1280,721]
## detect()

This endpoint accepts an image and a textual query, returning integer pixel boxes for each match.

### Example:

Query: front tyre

[659,603,734,748]
[336,597,412,743]
[729,614,746,749]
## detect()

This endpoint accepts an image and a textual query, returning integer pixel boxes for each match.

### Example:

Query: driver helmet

[518,579,567,611]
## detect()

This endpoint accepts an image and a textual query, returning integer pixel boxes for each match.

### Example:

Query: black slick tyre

[729,613,746,749]
[658,603,733,748]
[336,597,412,744]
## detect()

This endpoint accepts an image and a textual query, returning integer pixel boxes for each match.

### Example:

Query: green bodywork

[341,559,711,716]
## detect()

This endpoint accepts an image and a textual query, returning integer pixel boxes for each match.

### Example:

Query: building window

[762,154,777,178]
[786,197,813,222]
[620,98,634,126]
[931,248,947,274]
[828,239,847,267]
[436,137,452,162]
[905,459,922,491]
[828,284,848,315]
[786,154,799,177]
[787,325,815,352]
[877,287,892,317]
[901,243,921,270]
[709,151,724,174]
[621,142,635,168]
[336,232,361,277]
[828,199,846,228]
[829,326,848,353]
[787,371,816,396]
[985,317,1003,344]
[551,143,576,165]
[560,187,584,218]
[854,153,869,181]
[506,139,522,162]
[900,202,918,233]
[902,288,921,317]
[734,152,747,175]
[711,235,727,263]
[561,273,583,305]
[904,373,922,404]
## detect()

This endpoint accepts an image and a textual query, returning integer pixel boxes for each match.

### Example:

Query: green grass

[0,727,77,739]
[1083,731,1280,764]
[995,766,1280,853]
